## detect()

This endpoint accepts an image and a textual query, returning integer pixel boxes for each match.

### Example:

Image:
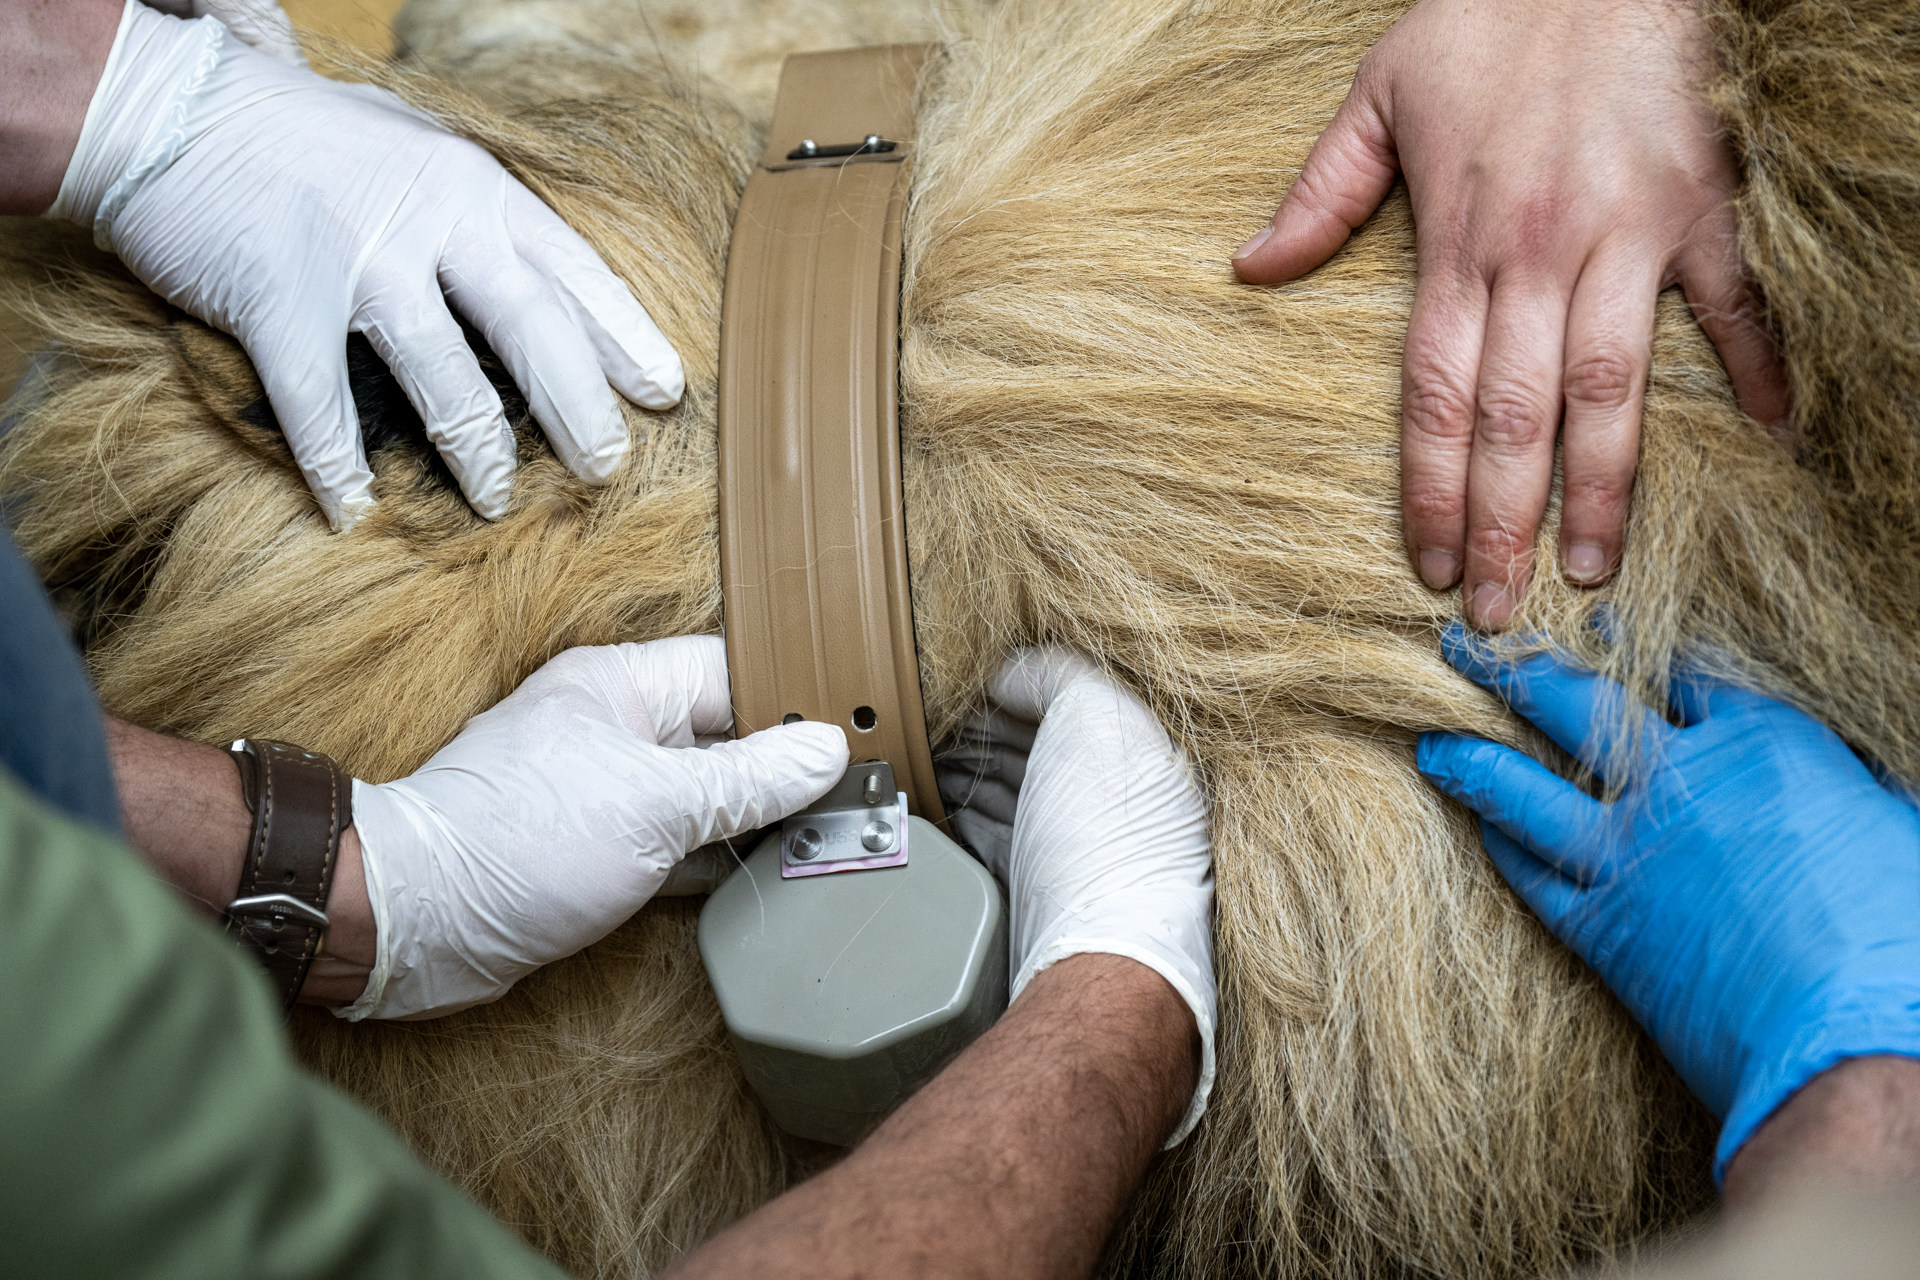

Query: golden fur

[4,0,1918,1274]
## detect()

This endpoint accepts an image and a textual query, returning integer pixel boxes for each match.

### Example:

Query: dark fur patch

[235,321,532,494]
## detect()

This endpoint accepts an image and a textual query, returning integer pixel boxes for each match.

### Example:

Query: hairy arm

[665,953,1198,1280]
[0,0,121,215]
[104,716,373,1005]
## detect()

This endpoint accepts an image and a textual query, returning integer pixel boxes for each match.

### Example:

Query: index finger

[616,635,735,743]
[1401,262,1491,592]
[503,180,685,411]
[1440,621,1672,778]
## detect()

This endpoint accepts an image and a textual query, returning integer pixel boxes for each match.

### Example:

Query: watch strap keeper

[224,738,350,1014]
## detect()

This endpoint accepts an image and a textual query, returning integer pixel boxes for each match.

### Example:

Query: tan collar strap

[718,45,946,825]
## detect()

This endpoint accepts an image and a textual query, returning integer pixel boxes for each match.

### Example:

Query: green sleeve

[0,768,573,1280]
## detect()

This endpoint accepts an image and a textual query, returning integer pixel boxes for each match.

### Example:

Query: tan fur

[390,0,954,114]
[4,0,1918,1274]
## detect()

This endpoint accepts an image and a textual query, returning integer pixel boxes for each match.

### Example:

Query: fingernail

[1233,226,1274,261]
[1564,542,1609,584]
[1418,548,1460,589]
[1469,581,1513,631]
[634,364,683,410]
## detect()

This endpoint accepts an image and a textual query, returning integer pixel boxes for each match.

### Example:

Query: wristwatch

[223,738,352,1015]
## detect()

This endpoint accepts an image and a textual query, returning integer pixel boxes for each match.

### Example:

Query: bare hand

[1233,0,1789,629]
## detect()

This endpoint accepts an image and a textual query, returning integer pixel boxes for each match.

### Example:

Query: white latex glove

[140,0,306,65]
[936,647,1217,1144]
[344,636,848,1021]
[51,1,685,531]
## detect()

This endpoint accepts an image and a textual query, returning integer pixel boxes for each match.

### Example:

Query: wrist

[106,718,375,1006]
[105,714,251,912]
[297,824,374,1007]
[0,0,122,215]
[47,0,228,245]
[1014,931,1216,1146]
[1723,1056,1920,1208]
[1717,982,1920,1184]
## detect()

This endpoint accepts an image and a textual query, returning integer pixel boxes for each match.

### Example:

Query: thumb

[1233,79,1398,285]
[644,721,849,852]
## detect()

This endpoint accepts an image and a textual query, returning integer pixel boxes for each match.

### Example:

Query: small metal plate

[783,761,911,878]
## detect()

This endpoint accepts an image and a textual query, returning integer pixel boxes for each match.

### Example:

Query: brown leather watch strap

[224,738,349,1014]
[718,44,947,825]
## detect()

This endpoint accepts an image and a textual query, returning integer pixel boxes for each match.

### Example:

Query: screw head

[860,821,895,853]
[790,827,824,861]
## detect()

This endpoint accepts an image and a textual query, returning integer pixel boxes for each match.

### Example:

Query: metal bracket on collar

[779,134,901,165]
[782,760,910,878]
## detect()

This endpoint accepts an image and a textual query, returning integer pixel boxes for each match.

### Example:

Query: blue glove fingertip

[1415,729,1481,794]
[1438,619,1521,696]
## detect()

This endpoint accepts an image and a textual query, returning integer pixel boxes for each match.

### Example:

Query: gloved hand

[937,647,1216,1144]
[345,636,847,1020]
[1418,622,1920,1182]
[50,1,684,530]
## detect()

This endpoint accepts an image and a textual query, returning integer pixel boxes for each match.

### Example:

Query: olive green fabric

[0,767,571,1280]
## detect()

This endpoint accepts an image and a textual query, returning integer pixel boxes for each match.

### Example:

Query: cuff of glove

[1715,982,1920,1185]
[1013,939,1217,1149]
[333,777,544,1022]
[48,0,228,249]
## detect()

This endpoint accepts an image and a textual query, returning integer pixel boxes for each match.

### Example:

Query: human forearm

[103,715,372,1005]
[665,953,1198,1280]
[0,0,122,215]
[1723,1056,1920,1208]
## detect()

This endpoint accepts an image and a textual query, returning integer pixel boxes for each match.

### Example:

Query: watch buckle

[226,893,330,955]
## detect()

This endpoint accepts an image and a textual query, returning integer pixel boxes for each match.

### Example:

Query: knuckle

[1402,362,1477,443]
[1402,483,1467,530]
[1561,471,1633,517]
[1465,517,1536,568]
[486,271,551,314]
[1287,167,1350,225]
[1474,382,1557,452]
[535,647,602,684]
[1505,193,1573,262]
[1562,348,1642,411]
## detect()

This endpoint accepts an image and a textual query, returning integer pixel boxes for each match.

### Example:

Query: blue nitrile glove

[1417,621,1920,1184]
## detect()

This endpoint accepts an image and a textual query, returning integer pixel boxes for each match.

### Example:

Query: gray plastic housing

[698,816,1008,1145]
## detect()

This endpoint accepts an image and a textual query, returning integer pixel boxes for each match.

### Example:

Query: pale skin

[1725,1058,1920,1208]
[1235,0,1791,630]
